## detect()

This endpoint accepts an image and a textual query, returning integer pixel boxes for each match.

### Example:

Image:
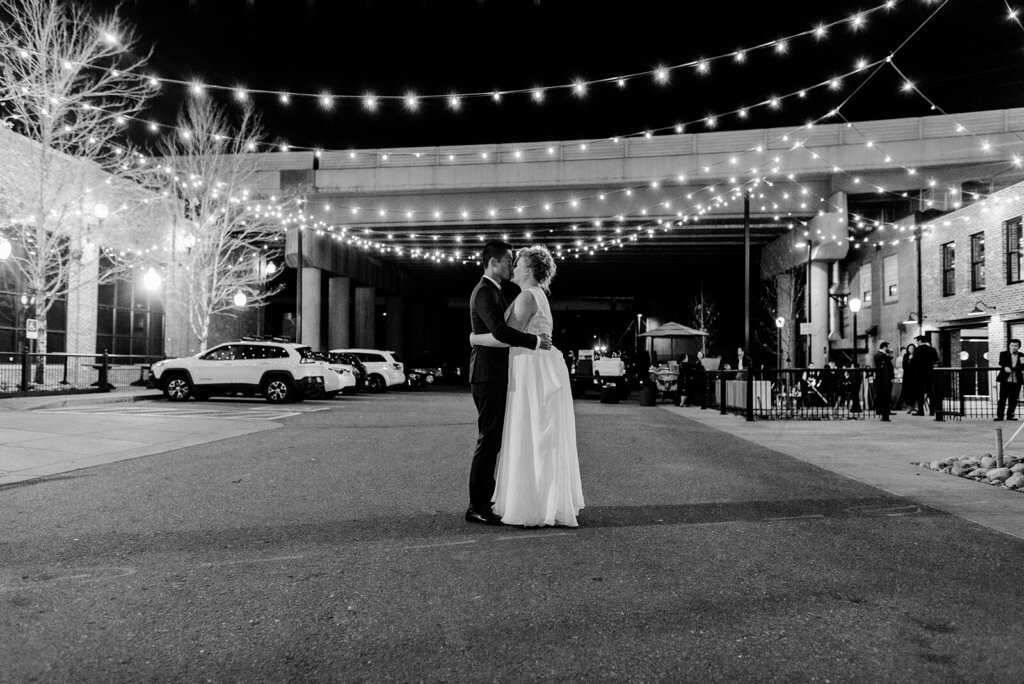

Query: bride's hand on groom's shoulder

[538,333,552,350]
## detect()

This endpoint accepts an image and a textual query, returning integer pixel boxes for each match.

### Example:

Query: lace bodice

[507,286,553,337]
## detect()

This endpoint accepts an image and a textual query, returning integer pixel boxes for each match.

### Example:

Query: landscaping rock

[967,468,991,478]
[1011,463,1024,474]
[987,468,1012,483]
[950,466,968,477]
[1005,474,1024,490]
[929,460,943,470]
[980,456,998,469]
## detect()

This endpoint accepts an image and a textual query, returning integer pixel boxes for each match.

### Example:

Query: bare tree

[689,284,718,355]
[142,98,295,352]
[0,0,152,362]
[756,259,806,368]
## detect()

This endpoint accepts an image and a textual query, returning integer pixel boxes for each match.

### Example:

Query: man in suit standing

[995,338,1024,421]
[467,240,551,526]
[912,335,939,416]
[873,341,895,422]
[734,347,751,381]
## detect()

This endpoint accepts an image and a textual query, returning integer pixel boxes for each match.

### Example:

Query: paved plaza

[1,387,1023,681]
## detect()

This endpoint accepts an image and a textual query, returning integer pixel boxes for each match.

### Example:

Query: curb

[0,391,164,411]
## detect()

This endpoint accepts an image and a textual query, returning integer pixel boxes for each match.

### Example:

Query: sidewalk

[665,405,1024,540]
[0,390,275,486]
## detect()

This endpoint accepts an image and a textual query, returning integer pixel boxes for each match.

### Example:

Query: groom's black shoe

[465,508,504,526]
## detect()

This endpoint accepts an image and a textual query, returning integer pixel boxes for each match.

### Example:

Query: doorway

[960,327,990,396]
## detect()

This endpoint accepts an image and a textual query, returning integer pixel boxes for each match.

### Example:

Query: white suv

[150,341,327,403]
[329,348,405,392]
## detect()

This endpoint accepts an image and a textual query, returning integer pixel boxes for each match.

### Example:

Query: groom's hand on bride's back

[538,333,552,350]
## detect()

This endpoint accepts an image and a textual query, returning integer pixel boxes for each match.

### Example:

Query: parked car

[329,348,405,392]
[150,341,326,403]
[325,351,367,392]
[571,350,630,399]
[308,352,358,397]
[404,369,427,389]
[406,364,443,385]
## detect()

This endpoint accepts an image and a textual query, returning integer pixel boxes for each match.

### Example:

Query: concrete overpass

[265,107,1024,357]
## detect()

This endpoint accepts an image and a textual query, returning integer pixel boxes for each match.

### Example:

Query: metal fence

[0,352,162,398]
[673,367,1005,421]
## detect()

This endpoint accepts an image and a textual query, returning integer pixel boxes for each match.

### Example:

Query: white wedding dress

[492,286,585,527]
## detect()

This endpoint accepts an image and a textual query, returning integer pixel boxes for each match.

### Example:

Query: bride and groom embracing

[465,240,585,528]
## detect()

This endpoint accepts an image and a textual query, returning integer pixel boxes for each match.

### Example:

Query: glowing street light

[233,290,247,307]
[142,267,162,292]
[0,237,11,261]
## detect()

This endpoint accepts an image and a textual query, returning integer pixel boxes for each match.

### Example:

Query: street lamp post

[774,316,785,370]
[849,297,863,413]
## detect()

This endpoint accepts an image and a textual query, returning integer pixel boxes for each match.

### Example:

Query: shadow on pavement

[1,495,947,564]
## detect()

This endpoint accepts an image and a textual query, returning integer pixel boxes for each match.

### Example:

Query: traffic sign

[799,322,812,336]
[25,318,38,340]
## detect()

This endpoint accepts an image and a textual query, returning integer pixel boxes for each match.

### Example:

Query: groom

[466,240,551,525]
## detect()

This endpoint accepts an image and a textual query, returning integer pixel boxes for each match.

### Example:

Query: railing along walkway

[0,352,161,398]
[672,367,1004,421]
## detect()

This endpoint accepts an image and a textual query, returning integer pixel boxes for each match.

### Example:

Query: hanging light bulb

[0,237,11,261]
[233,290,248,307]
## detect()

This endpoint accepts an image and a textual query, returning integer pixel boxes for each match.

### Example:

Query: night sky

[90,0,1024,153]
[78,0,1024,354]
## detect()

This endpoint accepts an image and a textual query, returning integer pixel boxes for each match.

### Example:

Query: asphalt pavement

[1,387,1023,681]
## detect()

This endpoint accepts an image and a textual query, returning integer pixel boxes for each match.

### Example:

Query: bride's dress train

[492,287,584,527]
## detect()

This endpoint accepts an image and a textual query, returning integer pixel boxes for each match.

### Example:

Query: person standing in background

[912,336,938,416]
[873,341,895,422]
[995,338,1024,421]
[901,343,917,415]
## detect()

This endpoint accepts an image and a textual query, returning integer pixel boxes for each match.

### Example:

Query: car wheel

[367,374,387,393]
[263,376,294,403]
[163,375,192,402]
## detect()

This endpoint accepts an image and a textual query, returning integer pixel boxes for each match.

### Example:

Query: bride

[469,245,585,527]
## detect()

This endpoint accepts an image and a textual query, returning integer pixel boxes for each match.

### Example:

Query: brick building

[837,180,1024,394]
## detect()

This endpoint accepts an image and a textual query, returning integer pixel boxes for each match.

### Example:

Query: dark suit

[912,344,939,414]
[873,351,894,420]
[996,350,1024,420]
[468,277,539,512]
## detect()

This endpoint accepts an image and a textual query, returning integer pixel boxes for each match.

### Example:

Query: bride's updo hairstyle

[517,244,557,293]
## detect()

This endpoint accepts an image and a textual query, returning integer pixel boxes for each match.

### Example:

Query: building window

[1006,218,1023,285]
[860,263,872,305]
[883,254,898,303]
[96,258,164,362]
[0,239,67,353]
[970,232,985,291]
[941,242,956,296]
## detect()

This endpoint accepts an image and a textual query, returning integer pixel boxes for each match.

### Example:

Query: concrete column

[809,262,830,366]
[327,276,351,350]
[301,267,321,349]
[354,286,375,348]
[385,295,404,357]
[409,303,427,361]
